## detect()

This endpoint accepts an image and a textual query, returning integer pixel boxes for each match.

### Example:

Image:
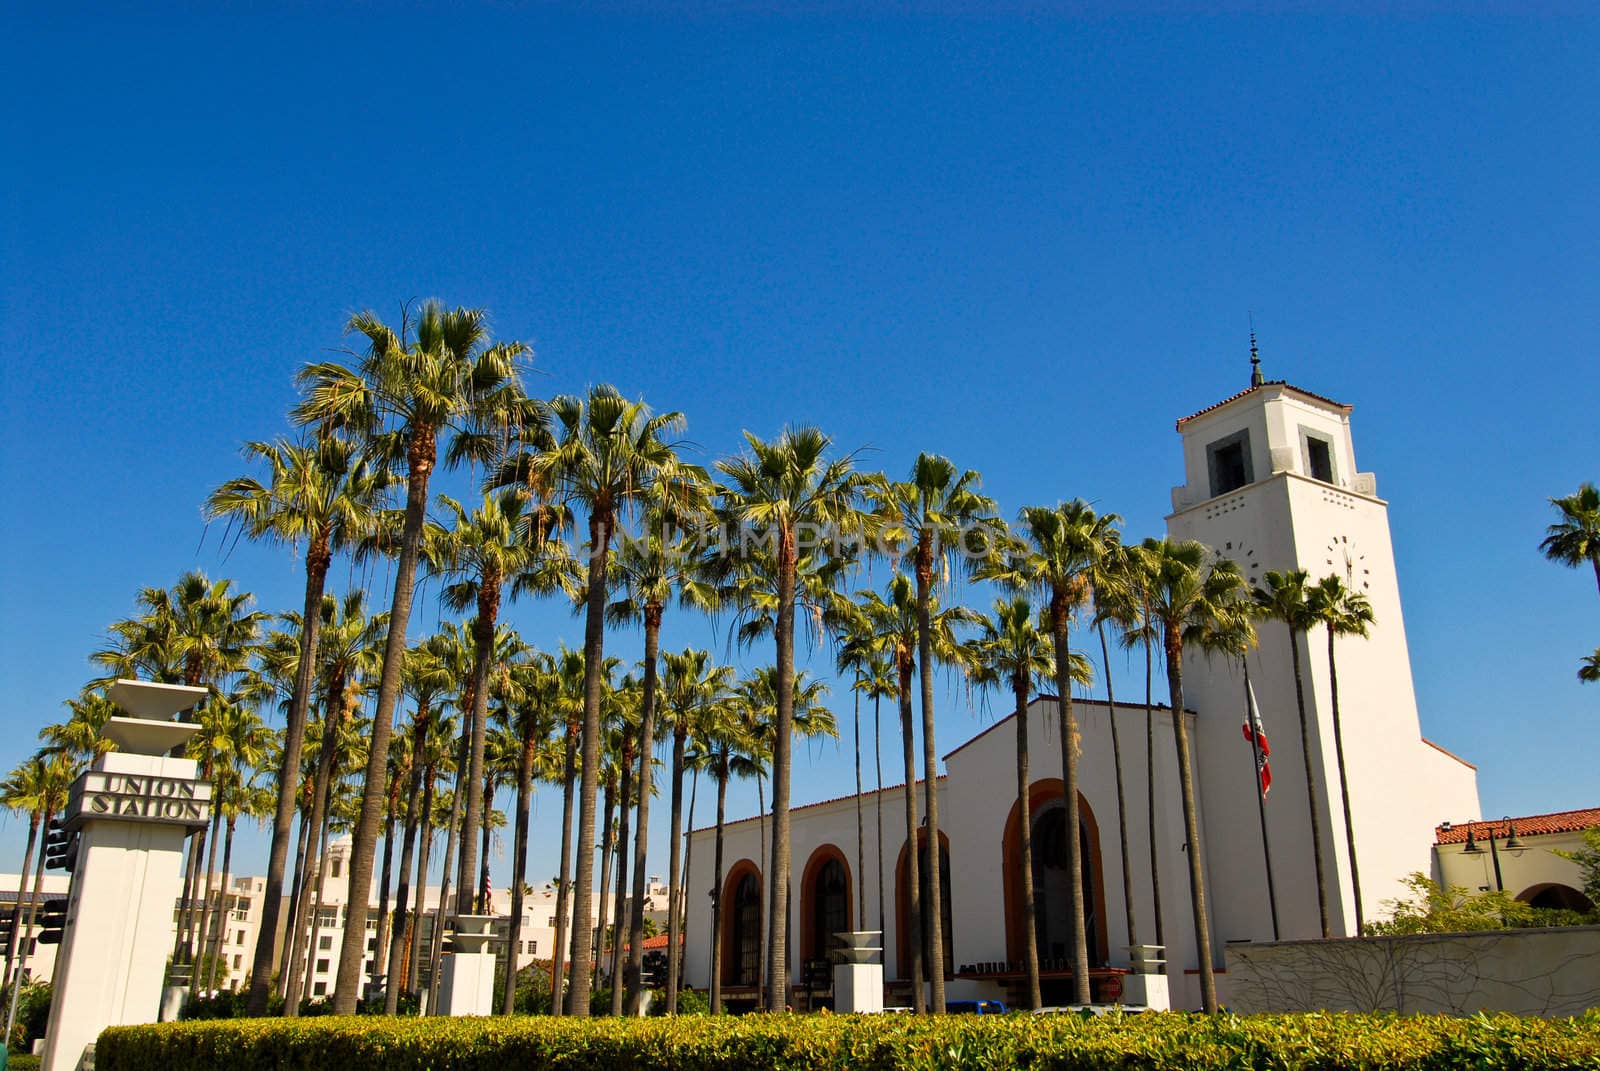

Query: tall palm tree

[703,697,764,1013]
[427,489,573,915]
[194,699,275,986]
[492,384,685,1015]
[4,752,72,1003]
[2,757,54,988]
[1118,542,1166,954]
[1144,537,1248,1014]
[296,300,534,1012]
[282,592,387,1009]
[406,707,458,1000]
[715,427,863,1012]
[984,501,1108,1006]
[851,574,975,1012]
[604,673,642,1012]
[494,649,559,1012]
[1540,481,1600,598]
[38,692,120,764]
[607,495,717,1012]
[205,771,276,992]
[854,650,896,941]
[1308,574,1376,934]
[1088,529,1143,957]
[834,630,874,931]
[1253,569,1331,938]
[965,597,1088,1009]
[866,454,996,1012]
[207,434,391,1014]
[659,648,732,1011]
[546,644,588,1014]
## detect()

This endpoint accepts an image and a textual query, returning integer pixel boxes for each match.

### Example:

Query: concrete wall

[1225,927,1600,1016]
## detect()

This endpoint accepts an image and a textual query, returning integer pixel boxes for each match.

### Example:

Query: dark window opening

[732,873,762,988]
[1207,431,1253,497]
[810,858,849,962]
[1306,437,1334,483]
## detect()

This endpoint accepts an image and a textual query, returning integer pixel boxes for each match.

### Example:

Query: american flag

[1242,680,1272,798]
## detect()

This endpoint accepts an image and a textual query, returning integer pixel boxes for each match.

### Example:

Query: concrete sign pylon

[41,680,212,1071]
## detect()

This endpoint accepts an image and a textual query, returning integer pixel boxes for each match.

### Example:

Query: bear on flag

[1242,680,1272,797]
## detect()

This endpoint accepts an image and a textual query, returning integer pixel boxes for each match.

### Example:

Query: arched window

[1518,883,1594,913]
[895,830,954,981]
[732,872,762,988]
[1031,799,1099,967]
[804,853,851,963]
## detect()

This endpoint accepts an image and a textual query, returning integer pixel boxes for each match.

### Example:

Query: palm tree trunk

[478,768,494,910]
[332,427,436,1015]
[679,766,699,1006]
[1050,600,1092,1006]
[664,724,687,1013]
[756,777,766,1007]
[193,811,224,989]
[284,702,343,1014]
[280,805,312,1000]
[374,803,396,989]
[301,814,333,1006]
[502,739,536,1014]
[896,675,925,1014]
[568,509,615,1016]
[595,778,616,1002]
[1165,635,1217,1013]
[625,607,663,1014]
[1143,619,1165,953]
[914,562,947,1013]
[1015,676,1041,1010]
[708,766,728,1012]
[206,817,237,992]
[12,809,54,996]
[550,723,578,1015]
[247,541,329,1015]
[609,747,634,1015]
[1288,629,1331,937]
[425,755,466,1012]
[1326,628,1363,934]
[4,816,40,987]
[874,693,885,940]
[766,533,797,1015]
[174,823,206,965]
[457,587,500,914]
[385,713,429,1013]
[405,772,437,1000]
[1098,619,1140,953]
[853,682,866,928]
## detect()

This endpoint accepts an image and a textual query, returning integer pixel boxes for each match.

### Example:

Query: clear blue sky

[2,9,1595,893]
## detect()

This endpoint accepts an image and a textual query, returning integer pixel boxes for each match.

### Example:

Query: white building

[1433,808,1598,911]
[683,370,1487,1011]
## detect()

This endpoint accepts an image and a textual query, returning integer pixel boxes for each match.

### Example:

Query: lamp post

[1461,818,1523,893]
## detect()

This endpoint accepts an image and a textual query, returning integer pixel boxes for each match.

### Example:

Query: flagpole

[1242,658,1280,941]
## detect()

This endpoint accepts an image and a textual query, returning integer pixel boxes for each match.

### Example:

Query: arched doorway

[800,845,853,965]
[719,861,763,988]
[894,830,953,982]
[1517,883,1594,913]
[1001,780,1109,976]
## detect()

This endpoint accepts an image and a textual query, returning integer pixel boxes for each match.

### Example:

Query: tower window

[1305,436,1334,483]
[1207,430,1254,497]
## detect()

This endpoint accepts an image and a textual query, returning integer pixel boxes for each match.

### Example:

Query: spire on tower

[1249,328,1264,387]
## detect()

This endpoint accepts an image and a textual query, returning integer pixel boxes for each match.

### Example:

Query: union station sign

[66,771,212,830]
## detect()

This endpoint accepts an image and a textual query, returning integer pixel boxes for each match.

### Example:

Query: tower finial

[1249,316,1264,387]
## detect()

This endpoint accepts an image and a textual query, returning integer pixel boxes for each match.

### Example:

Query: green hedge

[97,1011,1600,1071]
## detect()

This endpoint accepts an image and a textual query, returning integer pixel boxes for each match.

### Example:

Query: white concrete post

[832,931,884,1014]
[435,914,499,1016]
[41,681,211,1071]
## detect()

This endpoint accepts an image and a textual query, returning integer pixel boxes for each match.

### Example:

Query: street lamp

[1460,817,1522,892]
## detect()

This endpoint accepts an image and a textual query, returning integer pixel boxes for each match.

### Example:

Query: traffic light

[37,898,69,945]
[0,905,15,950]
[43,819,79,873]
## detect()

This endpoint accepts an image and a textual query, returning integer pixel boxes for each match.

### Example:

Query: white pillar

[41,681,210,1071]
[831,931,884,1014]
[435,915,500,1016]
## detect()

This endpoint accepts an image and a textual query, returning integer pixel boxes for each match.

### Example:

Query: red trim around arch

[799,843,854,965]
[893,828,953,982]
[718,859,762,986]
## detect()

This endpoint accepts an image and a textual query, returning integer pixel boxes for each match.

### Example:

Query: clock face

[1219,539,1263,585]
[1326,535,1371,590]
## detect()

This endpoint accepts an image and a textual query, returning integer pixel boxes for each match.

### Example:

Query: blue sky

[2,9,1595,892]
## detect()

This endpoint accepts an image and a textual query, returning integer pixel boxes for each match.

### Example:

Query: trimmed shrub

[98,1009,1600,1071]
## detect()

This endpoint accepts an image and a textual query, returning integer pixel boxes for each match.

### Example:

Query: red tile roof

[1175,381,1351,431]
[1436,807,1600,844]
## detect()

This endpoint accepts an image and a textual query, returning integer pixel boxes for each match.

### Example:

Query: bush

[648,989,717,1016]
[5,981,51,1054]
[97,1009,1600,1071]
[8,1055,41,1071]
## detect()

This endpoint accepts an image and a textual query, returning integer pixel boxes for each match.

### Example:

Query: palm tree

[703,697,763,1012]
[1088,529,1143,957]
[965,597,1089,1009]
[604,673,642,1012]
[492,384,686,1015]
[494,649,559,1012]
[607,495,717,1012]
[984,501,1109,1006]
[4,752,72,1003]
[427,489,573,915]
[295,300,534,1012]
[194,699,275,988]
[406,707,459,1000]
[851,574,975,1012]
[834,630,874,932]
[282,592,387,1009]
[38,692,120,764]
[866,453,996,1012]
[1118,542,1166,954]
[1540,481,1600,598]
[1144,537,1248,1014]
[1252,568,1331,938]
[2,757,54,988]
[547,644,587,1014]
[1308,574,1376,934]
[715,426,863,1011]
[206,434,391,1014]
[205,770,276,992]
[1580,648,1600,683]
[660,648,732,1011]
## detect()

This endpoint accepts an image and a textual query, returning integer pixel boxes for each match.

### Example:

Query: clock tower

[1166,357,1479,946]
